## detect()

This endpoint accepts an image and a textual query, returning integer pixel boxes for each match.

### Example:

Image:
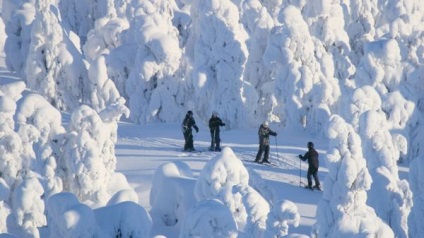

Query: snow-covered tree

[83,17,129,62]
[302,0,355,120]
[60,103,129,206]
[25,0,89,110]
[407,67,424,160]
[4,2,35,76]
[264,6,340,131]
[15,93,65,199]
[87,55,124,112]
[0,178,11,233]
[59,0,120,44]
[0,87,48,237]
[358,110,412,238]
[354,37,417,164]
[355,39,403,94]
[0,95,19,233]
[238,0,275,124]
[314,114,394,237]
[342,0,377,65]
[104,43,138,100]
[409,153,424,238]
[344,86,382,129]
[125,0,185,123]
[187,0,256,127]
[13,175,46,238]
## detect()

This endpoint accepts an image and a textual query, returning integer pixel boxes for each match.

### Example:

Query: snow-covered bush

[47,192,96,237]
[179,199,238,238]
[265,200,300,237]
[194,147,249,200]
[149,161,196,227]
[94,201,152,238]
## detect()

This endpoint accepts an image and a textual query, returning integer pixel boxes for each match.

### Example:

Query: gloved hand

[298,154,302,159]
[222,123,226,126]
[195,128,199,133]
[275,133,278,136]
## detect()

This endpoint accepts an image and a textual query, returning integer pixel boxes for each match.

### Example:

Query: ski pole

[193,130,197,141]
[299,157,301,186]
[275,136,279,157]
[213,129,216,149]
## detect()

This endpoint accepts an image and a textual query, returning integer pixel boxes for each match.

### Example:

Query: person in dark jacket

[181,111,199,151]
[298,142,321,190]
[255,121,277,164]
[209,111,225,151]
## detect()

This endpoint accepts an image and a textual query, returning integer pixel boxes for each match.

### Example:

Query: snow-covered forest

[0,0,424,237]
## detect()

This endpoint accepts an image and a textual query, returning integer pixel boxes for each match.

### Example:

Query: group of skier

[181,110,225,152]
[181,110,321,191]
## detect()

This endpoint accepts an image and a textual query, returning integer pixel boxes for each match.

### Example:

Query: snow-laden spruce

[188,0,257,127]
[125,0,185,124]
[263,6,340,132]
[409,153,424,238]
[239,0,275,124]
[4,2,35,77]
[314,115,394,237]
[25,0,89,110]
[61,103,130,206]
[0,88,49,237]
[359,110,412,238]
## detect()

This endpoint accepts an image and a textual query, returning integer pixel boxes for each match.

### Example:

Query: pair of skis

[253,160,278,167]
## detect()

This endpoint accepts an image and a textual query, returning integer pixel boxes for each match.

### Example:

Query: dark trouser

[307,167,320,187]
[210,129,221,150]
[255,144,270,162]
[183,130,194,150]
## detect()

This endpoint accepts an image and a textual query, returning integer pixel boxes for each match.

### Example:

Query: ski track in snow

[118,135,309,187]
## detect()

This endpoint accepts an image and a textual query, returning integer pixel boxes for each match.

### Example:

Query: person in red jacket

[298,142,321,190]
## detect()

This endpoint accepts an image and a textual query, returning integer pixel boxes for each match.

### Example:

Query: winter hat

[263,121,269,127]
[307,141,314,148]
[187,111,193,116]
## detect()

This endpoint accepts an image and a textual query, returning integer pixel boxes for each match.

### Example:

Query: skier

[255,121,277,164]
[209,111,225,151]
[298,142,321,190]
[181,111,199,152]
